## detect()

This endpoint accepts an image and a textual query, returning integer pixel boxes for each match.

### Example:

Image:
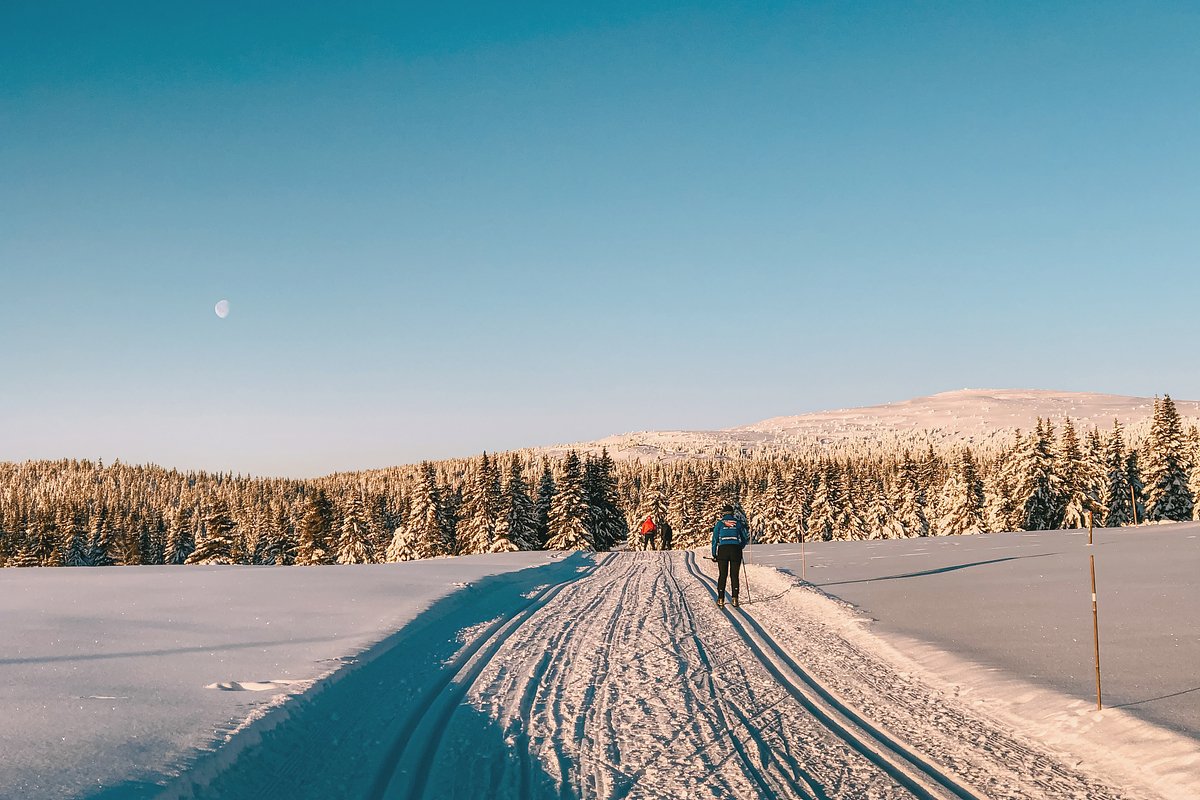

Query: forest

[2,396,1198,567]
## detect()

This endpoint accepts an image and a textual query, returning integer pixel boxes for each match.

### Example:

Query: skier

[711,505,749,607]
[639,515,658,550]
[659,518,673,550]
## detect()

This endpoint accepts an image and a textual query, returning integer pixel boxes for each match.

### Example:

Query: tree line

[2,396,1198,567]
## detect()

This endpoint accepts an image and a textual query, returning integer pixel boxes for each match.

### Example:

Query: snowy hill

[541,389,1200,461]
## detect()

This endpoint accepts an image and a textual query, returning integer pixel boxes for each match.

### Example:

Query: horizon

[5,2,1199,475]
[5,385,1197,480]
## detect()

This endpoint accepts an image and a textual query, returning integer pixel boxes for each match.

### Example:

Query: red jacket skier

[639,515,658,550]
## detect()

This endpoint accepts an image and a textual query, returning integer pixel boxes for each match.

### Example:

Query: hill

[540,389,1200,461]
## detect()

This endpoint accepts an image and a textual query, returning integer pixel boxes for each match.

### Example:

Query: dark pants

[661,531,673,550]
[715,544,743,599]
[642,533,657,551]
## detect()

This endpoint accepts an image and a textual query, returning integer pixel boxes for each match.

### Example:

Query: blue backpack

[716,517,745,546]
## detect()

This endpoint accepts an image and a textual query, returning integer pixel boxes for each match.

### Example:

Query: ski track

[171,552,1145,800]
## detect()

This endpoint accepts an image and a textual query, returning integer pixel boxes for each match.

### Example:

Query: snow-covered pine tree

[533,461,556,549]
[545,451,593,551]
[1013,420,1065,530]
[186,499,237,565]
[806,464,836,542]
[1058,418,1100,529]
[941,448,985,535]
[894,454,929,537]
[385,524,420,562]
[458,456,497,555]
[753,470,789,544]
[832,466,868,540]
[1126,449,1146,524]
[1143,395,1194,522]
[410,462,451,559]
[295,489,335,565]
[87,506,114,566]
[1101,421,1134,527]
[500,455,539,551]
[337,489,376,564]
[584,450,626,551]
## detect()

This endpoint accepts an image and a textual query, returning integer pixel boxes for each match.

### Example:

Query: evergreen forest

[3,396,1199,568]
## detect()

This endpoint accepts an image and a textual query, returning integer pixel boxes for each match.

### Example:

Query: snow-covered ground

[539,389,1200,461]
[0,552,559,799]
[6,537,1198,799]
[749,523,1200,741]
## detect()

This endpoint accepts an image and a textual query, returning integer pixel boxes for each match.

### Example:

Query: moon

[214,299,230,319]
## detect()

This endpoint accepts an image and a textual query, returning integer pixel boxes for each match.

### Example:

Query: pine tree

[533,461,555,549]
[1143,395,1193,522]
[1013,420,1065,530]
[584,450,626,551]
[164,508,194,565]
[753,471,789,544]
[894,454,929,537]
[941,448,985,535]
[295,489,335,565]
[500,456,539,551]
[1101,421,1134,527]
[337,489,376,564]
[409,462,450,559]
[186,499,238,565]
[806,465,836,542]
[546,452,593,551]
[1058,418,1099,529]
[385,524,420,562]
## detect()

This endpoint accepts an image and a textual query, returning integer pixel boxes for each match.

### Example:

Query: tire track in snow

[683,550,980,800]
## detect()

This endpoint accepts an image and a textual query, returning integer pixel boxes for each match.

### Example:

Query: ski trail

[165,551,1145,800]
[435,552,914,799]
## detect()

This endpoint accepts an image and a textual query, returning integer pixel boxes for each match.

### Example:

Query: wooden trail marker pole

[1087,510,1094,545]
[1131,486,1139,525]
[800,531,806,582]
[1090,554,1103,710]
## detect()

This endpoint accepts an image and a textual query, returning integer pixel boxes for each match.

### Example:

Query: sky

[2,1,1198,477]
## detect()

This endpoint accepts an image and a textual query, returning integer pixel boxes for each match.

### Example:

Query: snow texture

[0,552,554,799]
[6,537,1198,799]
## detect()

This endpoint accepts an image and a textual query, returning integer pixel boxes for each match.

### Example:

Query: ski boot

[716,595,725,608]
[731,596,740,608]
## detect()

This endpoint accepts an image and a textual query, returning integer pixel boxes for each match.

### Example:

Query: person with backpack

[659,518,673,550]
[639,514,658,550]
[711,505,749,607]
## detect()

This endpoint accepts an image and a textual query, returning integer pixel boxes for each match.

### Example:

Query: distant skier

[711,505,749,607]
[659,518,673,550]
[639,515,658,550]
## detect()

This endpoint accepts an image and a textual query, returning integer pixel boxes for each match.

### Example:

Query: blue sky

[3,1,1198,476]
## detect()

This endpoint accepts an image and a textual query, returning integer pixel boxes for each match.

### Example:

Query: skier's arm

[711,524,719,559]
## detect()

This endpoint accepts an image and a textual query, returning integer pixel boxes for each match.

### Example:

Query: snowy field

[750,523,1200,740]
[4,536,1198,799]
[0,552,560,799]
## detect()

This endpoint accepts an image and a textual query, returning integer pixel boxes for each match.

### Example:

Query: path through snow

[168,552,1150,800]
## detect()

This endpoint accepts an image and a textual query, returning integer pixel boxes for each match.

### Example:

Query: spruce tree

[546,452,593,551]
[584,450,626,551]
[1101,421,1134,527]
[941,448,985,535]
[186,499,237,565]
[295,489,335,565]
[533,461,556,549]
[1143,395,1193,522]
[409,462,450,559]
[337,490,376,564]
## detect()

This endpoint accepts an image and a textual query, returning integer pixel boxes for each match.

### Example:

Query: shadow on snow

[85,553,593,800]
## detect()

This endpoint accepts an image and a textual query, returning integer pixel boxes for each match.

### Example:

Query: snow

[749,524,1200,798]
[0,552,555,799]
[540,388,1200,461]
[5,539,1198,798]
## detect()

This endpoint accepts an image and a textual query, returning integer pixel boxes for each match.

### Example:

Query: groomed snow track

[165,552,1140,800]
[680,551,977,800]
